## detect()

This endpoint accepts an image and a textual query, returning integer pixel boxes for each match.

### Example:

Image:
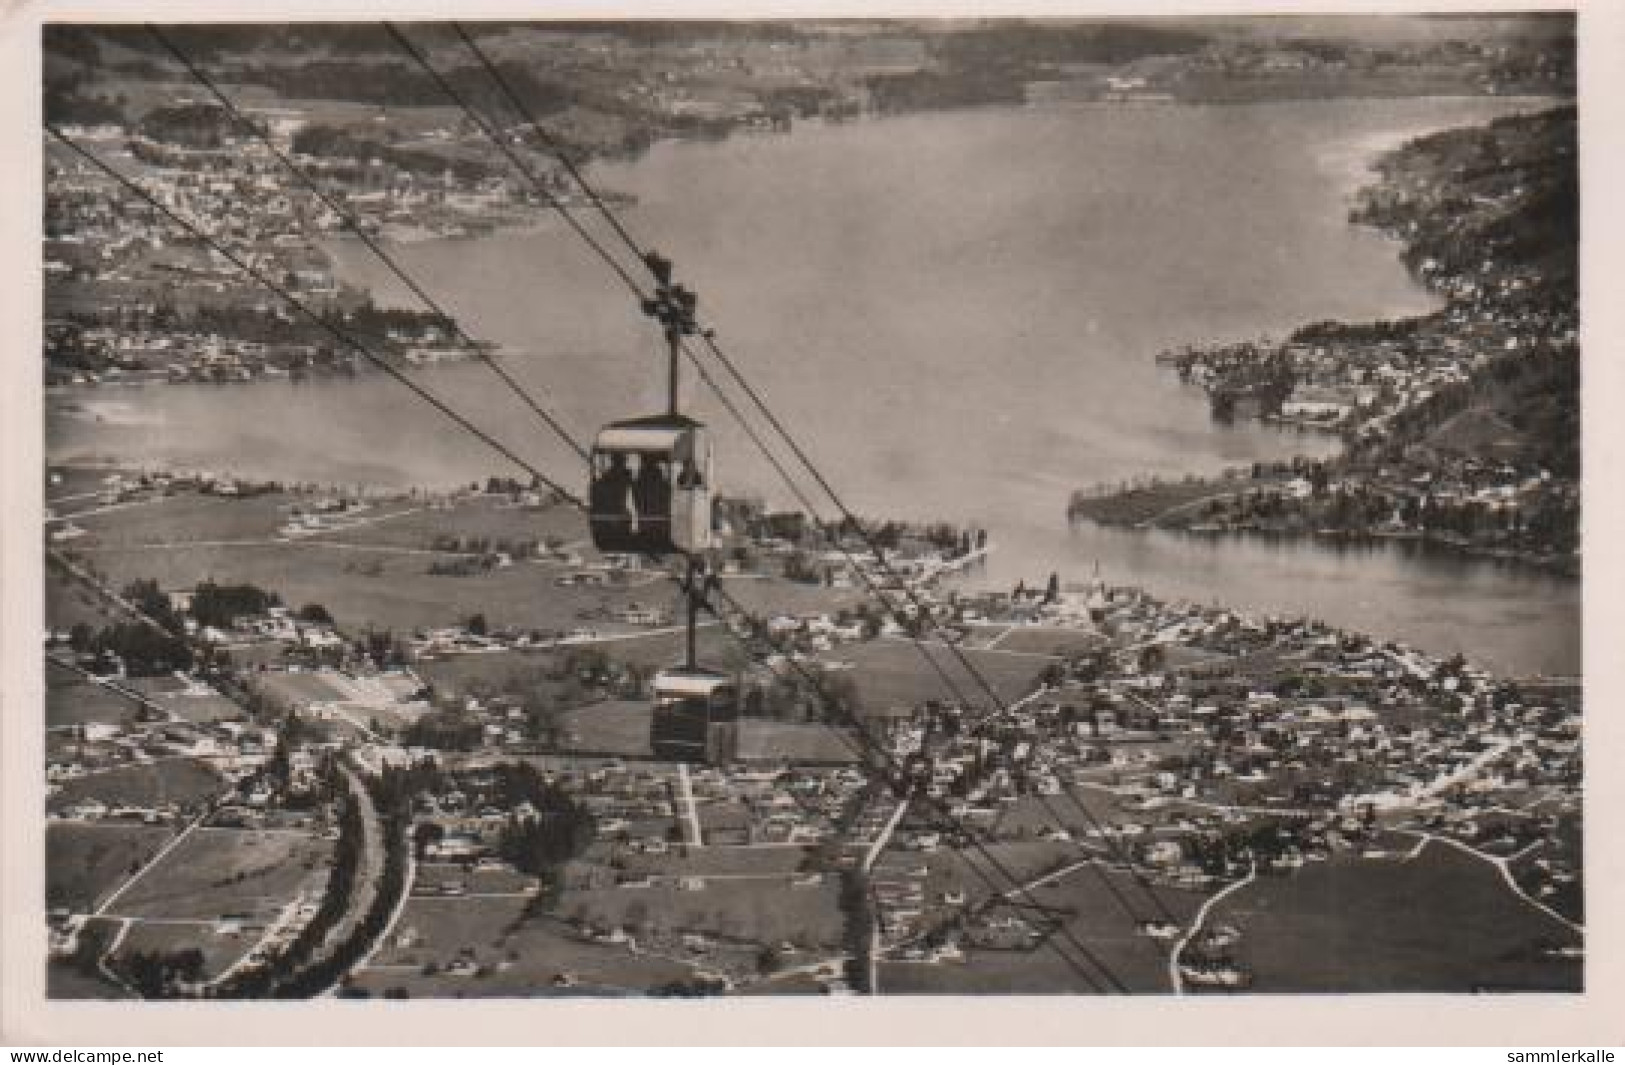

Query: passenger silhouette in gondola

[633,452,671,550]
[592,452,634,546]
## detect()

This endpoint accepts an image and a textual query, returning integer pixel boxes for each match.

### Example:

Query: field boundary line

[92,809,209,916]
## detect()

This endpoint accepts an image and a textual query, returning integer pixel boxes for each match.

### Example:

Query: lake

[47,96,1579,676]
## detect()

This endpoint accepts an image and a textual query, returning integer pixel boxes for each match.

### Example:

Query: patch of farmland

[841,637,1047,717]
[558,700,654,758]
[1209,842,1583,992]
[881,863,1203,994]
[110,916,255,981]
[356,901,695,996]
[558,878,845,949]
[988,626,1106,657]
[47,663,143,730]
[109,827,331,923]
[68,491,291,547]
[47,758,227,814]
[47,822,178,912]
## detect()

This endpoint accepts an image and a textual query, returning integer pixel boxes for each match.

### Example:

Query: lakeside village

[42,112,561,389]
[1072,106,1578,573]
[46,467,1580,996]
[43,20,1571,394]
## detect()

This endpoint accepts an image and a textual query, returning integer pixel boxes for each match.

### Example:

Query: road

[345,845,418,984]
[676,763,704,848]
[861,798,910,995]
[1406,831,1582,936]
[1167,864,1256,995]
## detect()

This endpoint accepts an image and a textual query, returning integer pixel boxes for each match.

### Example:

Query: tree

[412,822,445,861]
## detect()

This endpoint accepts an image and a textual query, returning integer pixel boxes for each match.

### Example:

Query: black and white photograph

[10,2,1602,1028]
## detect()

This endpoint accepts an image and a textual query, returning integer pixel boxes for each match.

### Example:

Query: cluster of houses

[860,579,1579,907]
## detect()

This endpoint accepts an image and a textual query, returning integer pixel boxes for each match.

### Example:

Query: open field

[616,845,815,878]
[365,894,532,970]
[417,630,730,701]
[65,491,292,547]
[413,862,536,897]
[880,863,1205,994]
[47,823,179,912]
[987,626,1107,657]
[903,840,1082,912]
[735,719,861,764]
[559,878,846,949]
[840,637,1048,716]
[253,670,353,706]
[316,496,585,552]
[45,565,122,631]
[417,651,571,701]
[47,465,125,503]
[559,700,655,758]
[587,627,736,672]
[354,900,695,996]
[47,663,143,730]
[111,917,256,981]
[989,787,1180,838]
[712,576,866,618]
[1209,842,1582,992]
[47,758,227,814]
[110,827,331,924]
[125,677,245,724]
[79,540,672,636]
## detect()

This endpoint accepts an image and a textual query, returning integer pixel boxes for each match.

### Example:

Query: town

[45,464,1580,996]
[1072,105,1578,573]
[38,18,1581,1004]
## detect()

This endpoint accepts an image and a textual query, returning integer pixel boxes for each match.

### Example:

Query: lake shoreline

[1074,102,1577,579]
[48,97,1580,677]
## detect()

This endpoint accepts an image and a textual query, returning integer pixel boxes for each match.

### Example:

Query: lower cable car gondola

[591,251,736,765]
[649,666,739,764]
[588,413,712,556]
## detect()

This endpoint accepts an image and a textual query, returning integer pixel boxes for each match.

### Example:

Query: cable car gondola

[588,414,712,556]
[587,251,715,558]
[650,666,739,764]
[590,251,739,764]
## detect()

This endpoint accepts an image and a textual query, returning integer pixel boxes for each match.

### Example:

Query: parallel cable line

[382,22,649,300]
[449,22,646,276]
[51,71,1138,991]
[143,24,591,463]
[695,575,1125,993]
[395,22,985,713]
[46,124,583,507]
[391,23,1187,937]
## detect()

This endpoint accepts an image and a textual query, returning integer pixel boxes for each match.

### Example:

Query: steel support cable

[432,18,1114,744]
[668,552,1116,992]
[54,75,1144,987]
[389,19,1181,931]
[143,24,590,464]
[383,21,983,716]
[692,575,1123,994]
[449,22,647,272]
[381,22,649,300]
[46,124,583,507]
